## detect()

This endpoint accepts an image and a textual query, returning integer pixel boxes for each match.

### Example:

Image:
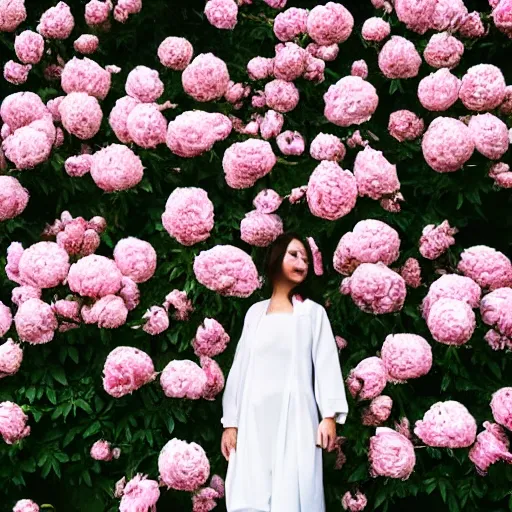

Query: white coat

[221,296,349,512]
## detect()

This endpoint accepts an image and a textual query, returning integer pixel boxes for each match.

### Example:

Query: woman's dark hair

[261,231,319,302]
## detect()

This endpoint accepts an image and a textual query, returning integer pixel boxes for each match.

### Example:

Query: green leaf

[166,415,175,435]
[439,479,448,503]
[448,493,460,512]
[75,399,93,415]
[26,387,36,403]
[54,452,69,463]
[68,346,79,364]
[46,388,57,405]
[82,421,101,438]
[82,470,92,487]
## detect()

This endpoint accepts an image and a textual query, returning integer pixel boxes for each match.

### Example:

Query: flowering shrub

[1,1,512,511]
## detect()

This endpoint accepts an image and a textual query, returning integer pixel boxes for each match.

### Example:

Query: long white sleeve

[221,310,250,428]
[312,306,349,425]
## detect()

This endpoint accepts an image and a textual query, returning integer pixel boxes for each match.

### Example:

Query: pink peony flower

[306,2,354,45]
[90,144,144,192]
[0,176,29,221]
[459,64,506,112]
[415,401,477,447]
[458,245,512,290]
[109,96,141,144]
[468,113,509,160]
[288,185,307,204]
[204,0,238,30]
[369,427,416,479]
[493,0,512,37]
[13,499,39,512]
[253,189,282,213]
[102,346,156,398]
[346,356,387,400]
[399,258,422,288]
[193,245,261,297]
[59,92,103,140]
[422,117,474,172]
[424,32,464,69]
[81,295,128,328]
[491,387,512,431]
[0,401,30,444]
[84,0,111,27]
[0,0,26,32]
[418,68,460,111]
[158,36,194,70]
[480,287,512,337]
[162,187,214,246]
[378,36,422,79]
[240,210,283,247]
[223,139,276,189]
[306,161,357,220]
[0,302,12,338]
[273,42,307,81]
[388,110,424,142]
[264,79,299,113]
[61,57,112,100]
[273,7,308,41]
[200,356,225,400]
[182,53,230,102]
[324,76,378,127]
[0,339,23,378]
[381,333,432,383]
[64,154,93,177]
[361,17,390,41]
[166,110,231,158]
[118,276,140,311]
[120,474,160,512]
[457,11,486,38]
[0,91,48,132]
[113,237,157,283]
[484,329,512,351]
[333,219,400,276]
[303,54,325,83]
[74,34,99,54]
[11,286,40,307]
[14,31,44,65]
[341,490,367,512]
[163,289,194,321]
[2,126,52,169]
[193,319,230,357]
[142,306,169,335]
[258,110,284,140]
[351,60,368,79]
[68,254,122,298]
[276,130,305,156]
[340,263,407,314]
[90,439,115,461]
[192,487,219,512]
[354,146,400,200]
[362,395,393,426]
[14,298,58,344]
[469,421,512,475]
[160,360,207,399]
[306,43,339,61]
[419,220,457,260]
[394,0,436,34]
[158,438,210,491]
[427,298,476,345]
[125,66,164,103]
[246,57,274,81]
[37,2,75,39]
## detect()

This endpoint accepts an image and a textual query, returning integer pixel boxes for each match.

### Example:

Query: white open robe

[221,296,349,512]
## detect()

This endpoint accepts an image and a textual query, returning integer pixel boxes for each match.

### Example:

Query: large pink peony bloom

[59,92,103,140]
[193,318,230,357]
[381,333,432,383]
[378,36,422,79]
[388,110,424,142]
[469,421,512,475]
[422,117,474,172]
[162,187,214,246]
[68,254,123,298]
[113,237,157,284]
[161,359,207,399]
[0,339,23,378]
[362,17,390,42]
[204,0,238,30]
[0,0,26,32]
[182,53,230,102]
[15,31,44,65]
[166,110,231,158]
[480,287,512,337]
[193,245,261,297]
[415,401,477,448]
[362,395,393,427]
[223,139,276,189]
[0,401,30,444]
[14,298,58,344]
[306,2,354,45]
[417,68,460,111]
[102,346,156,398]
[125,66,164,103]
[1,91,48,132]
[158,37,194,70]
[340,263,407,314]
[309,133,345,161]
[240,210,283,247]
[468,114,509,160]
[419,220,457,260]
[81,295,128,328]
[346,356,387,400]
[158,438,210,491]
[61,57,111,100]
[394,0,436,34]
[0,176,29,221]
[369,427,416,479]
[120,474,160,512]
[306,161,357,220]
[324,76,378,127]
[491,387,512,431]
[424,32,464,69]
[13,499,39,512]
[37,2,75,40]
[459,64,506,112]
[273,7,308,41]
[273,42,307,81]
[333,219,400,276]
[457,245,512,290]
[200,356,225,400]
[426,298,476,345]
[126,103,167,149]
[264,79,300,113]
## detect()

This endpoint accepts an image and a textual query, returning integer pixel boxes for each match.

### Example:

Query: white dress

[222,297,349,512]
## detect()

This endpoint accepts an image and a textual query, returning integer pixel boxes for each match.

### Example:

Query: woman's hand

[221,427,238,461]
[316,417,337,452]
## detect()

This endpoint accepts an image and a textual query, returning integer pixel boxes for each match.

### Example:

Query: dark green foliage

[1,0,512,511]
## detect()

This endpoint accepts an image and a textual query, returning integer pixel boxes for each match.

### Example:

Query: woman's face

[280,239,309,285]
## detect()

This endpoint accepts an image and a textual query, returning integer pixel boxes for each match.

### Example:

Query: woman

[220,232,349,512]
